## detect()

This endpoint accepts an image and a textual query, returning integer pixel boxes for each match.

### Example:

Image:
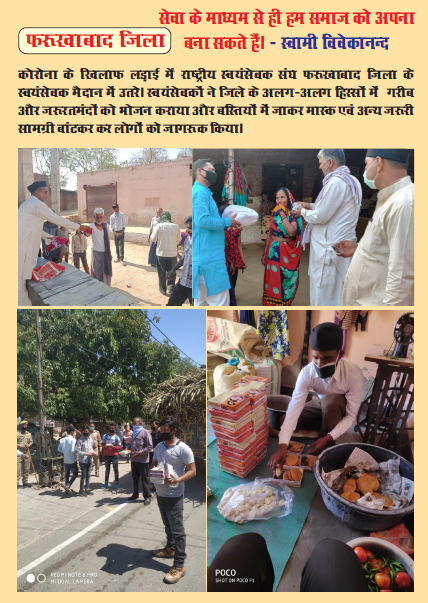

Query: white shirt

[152,222,182,257]
[110,211,126,232]
[150,215,161,230]
[58,434,77,464]
[18,196,78,280]
[89,222,108,252]
[279,359,364,446]
[302,176,362,287]
[76,435,94,463]
[342,176,414,306]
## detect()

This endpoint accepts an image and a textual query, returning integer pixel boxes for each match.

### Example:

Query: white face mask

[363,159,378,190]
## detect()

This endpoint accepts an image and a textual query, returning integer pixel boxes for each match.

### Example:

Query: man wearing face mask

[337,149,414,306]
[76,426,95,497]
[101,423,122,490]
[292,149,362,306]
[89,422,101,477]
[166,216,193,306]
[128,417,153,503]
[192,159,242,306]
[268,323,364,469]
[89,207,113,286]
[152,416,196,584]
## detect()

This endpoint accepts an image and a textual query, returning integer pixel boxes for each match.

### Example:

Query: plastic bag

[218,477,294,523]
[31,261,66,282]
[214,358,256,395]
[222,205,259,227]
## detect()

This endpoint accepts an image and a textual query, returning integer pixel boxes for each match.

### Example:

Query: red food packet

[80,225,93,234]
[45,236,70,253]
[370,523,414,555]
[32,261,66,282]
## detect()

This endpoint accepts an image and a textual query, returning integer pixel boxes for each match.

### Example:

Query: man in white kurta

[18,181,81,306]
[338,149,414,306]
[293,150,362,305]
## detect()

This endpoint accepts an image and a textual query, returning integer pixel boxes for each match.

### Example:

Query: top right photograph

[192,148,414,308]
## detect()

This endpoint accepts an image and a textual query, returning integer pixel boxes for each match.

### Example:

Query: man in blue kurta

[192,159,241,305]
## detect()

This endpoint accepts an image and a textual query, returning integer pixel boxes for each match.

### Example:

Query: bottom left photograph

[17,308,206,592]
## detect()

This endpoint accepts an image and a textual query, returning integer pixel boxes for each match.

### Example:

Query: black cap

[310,323,343,352]
[366,149,411,163]
[112,204,119,208]
[27,181,47,194]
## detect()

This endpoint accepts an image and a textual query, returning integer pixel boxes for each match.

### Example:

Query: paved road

[17,461,206,592]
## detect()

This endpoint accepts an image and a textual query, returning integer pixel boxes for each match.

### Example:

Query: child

[219,205,247,306]
[71,229,90,273]
[56,225,70,263]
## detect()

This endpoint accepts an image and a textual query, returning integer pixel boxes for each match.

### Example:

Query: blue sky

[146,310,206,366]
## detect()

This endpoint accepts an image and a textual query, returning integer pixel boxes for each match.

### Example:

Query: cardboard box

[370,523,414,555]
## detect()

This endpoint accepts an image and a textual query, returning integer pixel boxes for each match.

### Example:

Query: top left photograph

[18,148,193,307]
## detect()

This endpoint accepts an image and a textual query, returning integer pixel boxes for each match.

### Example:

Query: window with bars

[145,197,160,206]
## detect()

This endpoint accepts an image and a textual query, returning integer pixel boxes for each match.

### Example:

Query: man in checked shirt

[166,216,193,306]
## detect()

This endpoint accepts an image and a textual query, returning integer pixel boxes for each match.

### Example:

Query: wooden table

[27,258,138,306]
[357,345,414,451]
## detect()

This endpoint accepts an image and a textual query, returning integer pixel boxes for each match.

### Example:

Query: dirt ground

[81,241,190,306]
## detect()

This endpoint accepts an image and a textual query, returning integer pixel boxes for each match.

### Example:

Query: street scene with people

[17,309,206,591]
[18,148,192,307]
[192,149,414,307]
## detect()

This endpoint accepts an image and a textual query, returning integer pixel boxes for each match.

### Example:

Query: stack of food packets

[150,463,173,485]
[208,376,269,478]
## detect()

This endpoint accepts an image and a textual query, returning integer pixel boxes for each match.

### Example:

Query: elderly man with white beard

[292,149,362,306]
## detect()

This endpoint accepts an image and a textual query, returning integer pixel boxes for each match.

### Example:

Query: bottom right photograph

[206,309,414,592]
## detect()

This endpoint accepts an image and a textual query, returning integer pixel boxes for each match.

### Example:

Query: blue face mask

[363,159,378,190]
[132,425,143,437]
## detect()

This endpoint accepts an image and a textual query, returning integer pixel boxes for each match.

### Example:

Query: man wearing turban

[18,181,82,305]
[268,323,364,469]
[336,149,414,305]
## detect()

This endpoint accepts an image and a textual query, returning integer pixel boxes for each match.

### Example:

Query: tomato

[379,589,391,592]
[394,572,412,589]
[354,547,367,564]
[369,559,383,570]
[382,567,391,576]
[365,549,374,558]
[375,573,391,589]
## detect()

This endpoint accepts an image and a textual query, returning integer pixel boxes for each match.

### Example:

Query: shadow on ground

[96,544,170,576]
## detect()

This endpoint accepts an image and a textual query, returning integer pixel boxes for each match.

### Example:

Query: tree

[128,148,169,165]
[17,310,182,422]
[32,148,125,190]
[171,356,199,376]
[32,149,69,189]
[61,148,124,173]
[176,148,192,159]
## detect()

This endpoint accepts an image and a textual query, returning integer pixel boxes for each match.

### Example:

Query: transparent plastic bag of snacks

[217,477,294,523]
[222,205,259,227]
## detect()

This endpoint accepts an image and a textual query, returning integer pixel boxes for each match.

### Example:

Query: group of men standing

[18,181,192,306]
[18,416,196,585]
[192,149,414,306]
[294,148,414,306]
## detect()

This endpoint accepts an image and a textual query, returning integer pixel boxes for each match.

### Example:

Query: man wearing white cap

[18,181,82,305]
[292,149,362,306]
[337,149,414,306]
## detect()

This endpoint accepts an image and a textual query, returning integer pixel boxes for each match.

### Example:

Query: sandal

[95,473,99,477]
